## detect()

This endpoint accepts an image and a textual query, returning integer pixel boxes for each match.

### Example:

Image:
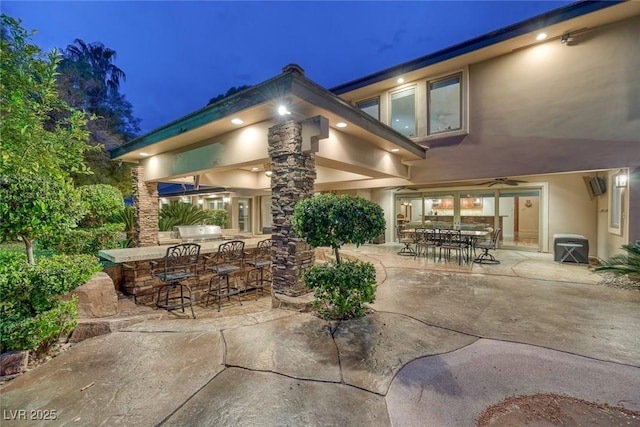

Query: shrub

[113,205,134,247]
[78,184,124,227]
[159,202,220,231]
[595,242,640,286]
[292,194,386,319]
[0,253,102,354]
[208,209,230,228]
[37,223,124,255]
[0,174,84,264]
[303,259,377,319]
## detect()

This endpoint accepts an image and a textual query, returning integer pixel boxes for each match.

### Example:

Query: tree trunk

[24,238,35,265]
[334,247,341,264]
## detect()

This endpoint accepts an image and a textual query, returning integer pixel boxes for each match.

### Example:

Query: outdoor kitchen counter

[99,236,269,264]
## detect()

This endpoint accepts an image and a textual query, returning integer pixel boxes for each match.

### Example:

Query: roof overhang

[111,68,427,164]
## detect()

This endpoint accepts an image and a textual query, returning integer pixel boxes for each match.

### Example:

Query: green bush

[159,202,226,231]
[208,209,230,228]
[113,205,134,247]
[38,223,124,255]
[292,194,385,320]
[595,242,640,285]
[304,259,377,319]
[78,184,124,227]
[0,253,102,354]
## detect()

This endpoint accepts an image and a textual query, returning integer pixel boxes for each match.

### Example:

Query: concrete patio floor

[1,244,639,426]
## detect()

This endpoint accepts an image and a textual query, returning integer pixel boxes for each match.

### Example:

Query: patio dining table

[402,228,490,262]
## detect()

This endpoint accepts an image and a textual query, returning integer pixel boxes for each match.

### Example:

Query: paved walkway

[1,245,639,426]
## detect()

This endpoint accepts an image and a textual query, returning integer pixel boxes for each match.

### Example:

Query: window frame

[356,97,380,120]
[608,171,624,236]
[389,85,417,138]
[427,71,464,136]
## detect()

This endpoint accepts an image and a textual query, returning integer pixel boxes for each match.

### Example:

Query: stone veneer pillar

[131,166,159,247]
[269,120,316,296]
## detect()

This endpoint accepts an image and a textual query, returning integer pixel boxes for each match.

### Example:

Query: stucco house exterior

[111,0,639,262]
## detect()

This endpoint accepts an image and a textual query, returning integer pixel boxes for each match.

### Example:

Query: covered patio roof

[111,65,427,191]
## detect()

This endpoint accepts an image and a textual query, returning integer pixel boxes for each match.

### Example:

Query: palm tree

[61,39,126,113]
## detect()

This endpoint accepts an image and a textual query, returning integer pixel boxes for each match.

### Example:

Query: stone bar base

[120,248,264,307]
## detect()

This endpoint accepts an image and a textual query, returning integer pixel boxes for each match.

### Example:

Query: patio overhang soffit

[110,66,427,168]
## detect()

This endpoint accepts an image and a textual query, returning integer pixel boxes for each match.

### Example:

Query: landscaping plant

[292,193,385,319]
[0,252,101,355]
[159,201,229,231]
[594,242,640,287]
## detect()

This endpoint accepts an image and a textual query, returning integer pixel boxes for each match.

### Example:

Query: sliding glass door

[396,188,542,250]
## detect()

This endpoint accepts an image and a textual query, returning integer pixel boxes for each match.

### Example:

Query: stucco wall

[409,15,640,185]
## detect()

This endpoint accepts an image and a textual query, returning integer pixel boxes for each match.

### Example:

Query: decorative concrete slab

[122,308,295,333]
[334,312,477,394]
[162,368,390,427]
[224,313,341,382]
[387,339,640,427]
[373,268,640,366]
[0,332,224,427]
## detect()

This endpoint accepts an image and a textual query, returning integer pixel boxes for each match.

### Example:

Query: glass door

[459,192,495,233]
[497,190,541,250]
[238,198,251,233]
[424,194,455,229]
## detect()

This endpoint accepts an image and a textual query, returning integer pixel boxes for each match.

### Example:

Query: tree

[292,193,386,264]
[208,85,252,105]
[292,194,386,319]
[0,174,84,264]
[0,14,93,179]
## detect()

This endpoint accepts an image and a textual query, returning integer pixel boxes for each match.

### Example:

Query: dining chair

[396,225,415,256]
[150,243,200,319]
[415,228,439,261]
[204,240,245,311]
[439,230,468,265]
[474,228,502,264]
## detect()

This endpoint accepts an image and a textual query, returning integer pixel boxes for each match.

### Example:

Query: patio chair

[439,230,469,265]
[245,238,272,300]
[414,228,439,261]
[396,225,415,256]
[474,228,502,264]
[204,240,245,311]
[150,243,200,319]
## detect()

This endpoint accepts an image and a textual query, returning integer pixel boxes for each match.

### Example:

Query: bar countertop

[99,237,268,263]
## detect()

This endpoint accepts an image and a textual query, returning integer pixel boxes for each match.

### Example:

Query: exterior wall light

[278,105,290,116]
[264,162,273,177]
[615,170,628,188]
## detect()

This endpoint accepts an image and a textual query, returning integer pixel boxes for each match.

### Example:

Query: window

[609,171,624,236]
[428,73,462,135]
[390,87,416,137]
[357,98,379,120]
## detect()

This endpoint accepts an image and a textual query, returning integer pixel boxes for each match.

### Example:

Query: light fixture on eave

[614,169,628,188]
[264,162,273,177]
[336,122,347,128]
[231,118,244,125]
[536,32,547,41]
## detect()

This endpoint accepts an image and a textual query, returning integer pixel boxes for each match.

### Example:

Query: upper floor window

[428,73,462,135]
[357,98,379,120]
[390,87,416,137]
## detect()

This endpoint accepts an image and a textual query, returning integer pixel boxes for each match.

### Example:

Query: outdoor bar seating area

[99,236,272,313]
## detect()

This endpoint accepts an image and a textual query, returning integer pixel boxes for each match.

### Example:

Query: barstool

[245,238,272,299]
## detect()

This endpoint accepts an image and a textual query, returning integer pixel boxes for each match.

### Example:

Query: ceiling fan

[478,177,527,187]
[385,186,420,191]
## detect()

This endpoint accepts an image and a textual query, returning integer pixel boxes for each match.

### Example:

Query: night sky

[4,1,571,135]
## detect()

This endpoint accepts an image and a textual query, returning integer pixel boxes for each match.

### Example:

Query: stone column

[269,120,316,296]
[131,166,159,247]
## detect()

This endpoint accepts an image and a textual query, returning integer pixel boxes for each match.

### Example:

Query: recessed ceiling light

[251,167,259,171]
[397,77,405,84]
[336,122,347,128]
[231,118,243,125]
[391,148,400,152]
[536,32,547,41]
[139,152,149,156]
